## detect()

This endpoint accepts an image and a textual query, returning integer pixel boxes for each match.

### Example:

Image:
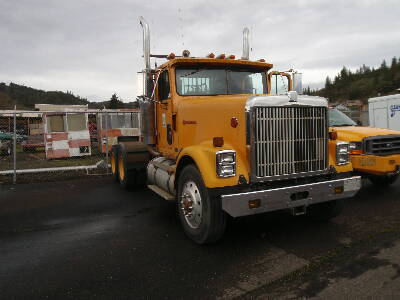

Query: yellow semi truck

[110,18,361,244]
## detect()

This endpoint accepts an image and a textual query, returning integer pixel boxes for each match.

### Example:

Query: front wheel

[369,174,399,187]
[177,165,226,244]
[307,199,344,222]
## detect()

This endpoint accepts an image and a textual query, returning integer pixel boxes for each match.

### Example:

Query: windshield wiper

[331,123,355,127]
[181,69,204,78]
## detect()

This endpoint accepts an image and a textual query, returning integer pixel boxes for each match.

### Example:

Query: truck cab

[111,18,362,244]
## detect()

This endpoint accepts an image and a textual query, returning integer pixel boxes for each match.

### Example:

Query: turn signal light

[167,53,176,60]
[334,186,344,194]
[249,199,261,209]
[258,58,266,62]
[227,55,235,59]
[231,117,239,128]
[329,131,338,140]
[350,149,363,155]
[349,141,363,155]
[217,54,226,59]
[207,53,215,58]
[213,137,224,147]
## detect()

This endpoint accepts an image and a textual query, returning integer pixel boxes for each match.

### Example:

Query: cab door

[156,68,176,158]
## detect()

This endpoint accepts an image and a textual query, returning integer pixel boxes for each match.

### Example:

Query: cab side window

[158,70,170,100]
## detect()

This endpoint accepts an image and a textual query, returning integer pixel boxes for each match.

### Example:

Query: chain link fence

[0,110,140,184]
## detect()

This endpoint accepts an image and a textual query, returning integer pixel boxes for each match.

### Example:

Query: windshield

[175,67,267,96]
[270,74,289,94]
[329,108,357,126]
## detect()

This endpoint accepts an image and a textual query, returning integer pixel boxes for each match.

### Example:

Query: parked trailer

[97,110,140,153]
[369,94,400,130]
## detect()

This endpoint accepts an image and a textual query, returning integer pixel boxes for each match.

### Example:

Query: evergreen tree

[381,59,388,69]
[391,57,397,69]
[108,93,123,109]
[325,76,332,88]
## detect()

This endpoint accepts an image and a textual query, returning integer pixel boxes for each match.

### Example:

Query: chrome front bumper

[221,176,361,217]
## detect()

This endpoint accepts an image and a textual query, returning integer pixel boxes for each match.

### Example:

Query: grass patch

[0,149,106,171]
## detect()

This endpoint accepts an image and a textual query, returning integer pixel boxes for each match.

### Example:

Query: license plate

[344,178,361,192]
[359,157,376,166]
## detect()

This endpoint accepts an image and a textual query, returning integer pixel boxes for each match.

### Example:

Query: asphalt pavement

[1,176,400,299]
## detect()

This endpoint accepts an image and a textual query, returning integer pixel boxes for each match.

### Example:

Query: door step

[147,185,175,201]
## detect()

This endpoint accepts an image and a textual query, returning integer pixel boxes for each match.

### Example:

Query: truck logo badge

[390,104,400,117]
[386,143,393,148]
[182,120,197,125]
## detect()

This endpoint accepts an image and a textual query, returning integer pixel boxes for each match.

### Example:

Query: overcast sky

[1,0,399,102]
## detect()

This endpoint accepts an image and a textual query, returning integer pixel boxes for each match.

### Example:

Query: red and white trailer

[43,112,91,159]
[97,110,140,153]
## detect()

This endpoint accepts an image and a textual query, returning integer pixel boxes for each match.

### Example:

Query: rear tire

[118,151,146,189]
[369,174,399,187]
[307,199,344,222]
[177,165,226,244]
[111,146,119,182]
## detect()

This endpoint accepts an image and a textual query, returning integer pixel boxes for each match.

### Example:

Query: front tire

[369,174,399,187]
[307,199,344,222]
[177,165,226,244]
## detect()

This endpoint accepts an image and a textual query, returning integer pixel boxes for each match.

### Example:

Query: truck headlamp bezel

[216,150,236,177]
[336,141,350,165]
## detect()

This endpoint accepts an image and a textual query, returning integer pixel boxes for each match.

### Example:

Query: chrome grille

[364,135,400,155]
[252,106,328,179]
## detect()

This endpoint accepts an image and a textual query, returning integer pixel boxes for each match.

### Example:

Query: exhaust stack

[241,27,250,60]
[139,16,151,70]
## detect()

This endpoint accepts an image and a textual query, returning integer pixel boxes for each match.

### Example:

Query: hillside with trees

[306,57,400,103]
[0,82,89,109]
[0,82,137,110]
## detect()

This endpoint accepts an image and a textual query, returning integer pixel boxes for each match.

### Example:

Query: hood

[332,126,400,141]
[246,94,328,111]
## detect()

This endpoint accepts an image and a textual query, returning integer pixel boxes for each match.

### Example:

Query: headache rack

[250,106,329,181]
[364,134,400,156]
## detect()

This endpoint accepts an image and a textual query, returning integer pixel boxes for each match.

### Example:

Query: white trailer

[368,94,400,130]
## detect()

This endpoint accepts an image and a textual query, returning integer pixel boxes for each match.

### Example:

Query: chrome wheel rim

[180,180,202,229]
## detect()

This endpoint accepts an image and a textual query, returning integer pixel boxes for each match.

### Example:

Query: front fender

[176,141,249,188]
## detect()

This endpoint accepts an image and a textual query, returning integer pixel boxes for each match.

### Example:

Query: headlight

[216,150,236,177]
[349,141,363,154]
[336,141,350,165]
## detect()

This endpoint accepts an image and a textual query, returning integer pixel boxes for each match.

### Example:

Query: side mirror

[292,73,303,95]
